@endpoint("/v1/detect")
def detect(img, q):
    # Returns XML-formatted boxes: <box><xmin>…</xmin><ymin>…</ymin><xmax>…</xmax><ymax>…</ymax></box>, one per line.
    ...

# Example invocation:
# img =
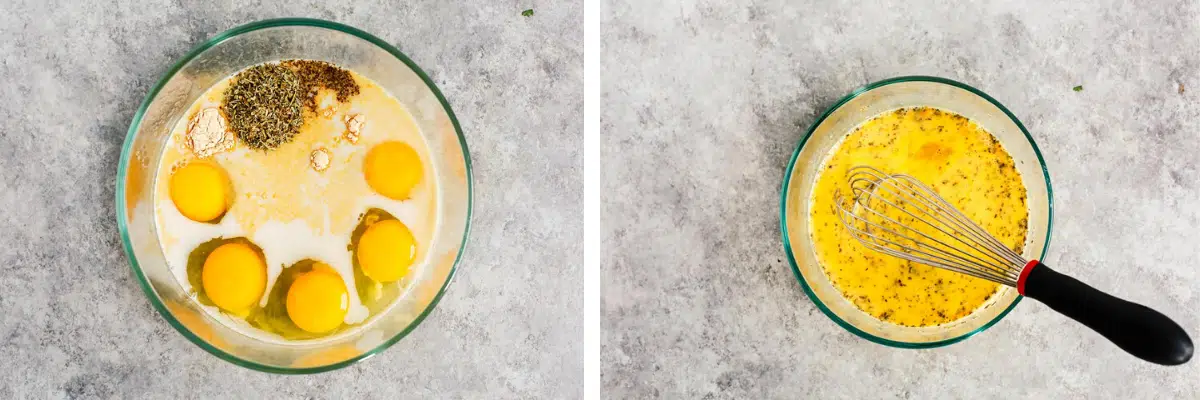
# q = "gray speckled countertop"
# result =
<box><xmin>603</xmin><ymin>0</ymin><xmax>1200</xmax><ymax>398</ymax></box>
<box><xmin>0</xmin><ymin>1</ymin><xmax>581</xmax><ymax>398</ymax></box>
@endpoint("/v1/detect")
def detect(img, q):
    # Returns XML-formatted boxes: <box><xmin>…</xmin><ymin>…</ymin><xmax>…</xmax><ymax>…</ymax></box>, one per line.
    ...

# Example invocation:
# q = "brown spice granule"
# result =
<box><xmin>281</xmin><ymin>60</ymin><xmax>361</xmax><ymax>111</ymax></box>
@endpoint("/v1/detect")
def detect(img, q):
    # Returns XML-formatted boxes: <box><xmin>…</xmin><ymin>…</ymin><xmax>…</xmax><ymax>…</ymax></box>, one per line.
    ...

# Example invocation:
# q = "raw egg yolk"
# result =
<box><xmin>170</xmin><ymin>162</ymin><xmax>231</xmax><ymax>222</ymax></box>
<box><xmin>356</xmin><ymin>219</ymin><xmax>417</xmax><ymax>283</ymax></box>
<box><xmin>202</xmin><ymin>242</ymin><xmax>266</xmax><ymax>315</ymax></box>
<box><xmin>286</xmin><ymin>266</ymin><xmax>349</xmax><ymax>334</ymax></box>
<box><xmin>363</xmin><ymin>141</ymin><xmax>422</xmax><ymax>200</ymax></box>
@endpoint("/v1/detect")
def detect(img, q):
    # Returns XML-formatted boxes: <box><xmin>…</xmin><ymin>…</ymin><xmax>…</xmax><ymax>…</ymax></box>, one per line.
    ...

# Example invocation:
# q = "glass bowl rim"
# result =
<box><xmin>777</xmin><ymin>75</ymin><xmax>1054</xmax><ymax>349</ymax></box>
<box><xmin>114</xmin><ymin>17</ymin><xmax>473</xmax><ymax>374</ymax></box>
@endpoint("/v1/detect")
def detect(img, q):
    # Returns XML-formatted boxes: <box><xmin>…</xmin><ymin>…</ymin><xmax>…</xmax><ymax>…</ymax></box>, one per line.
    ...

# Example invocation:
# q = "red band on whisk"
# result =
<box><xmin>1016</xmin><ymin>260</ymin><xmax>1039</xmax><ymax>295</ymax></box>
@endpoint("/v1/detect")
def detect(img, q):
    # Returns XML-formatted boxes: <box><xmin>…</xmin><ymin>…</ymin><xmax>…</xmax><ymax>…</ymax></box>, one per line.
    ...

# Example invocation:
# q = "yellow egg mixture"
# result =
<box><xmin>809</xmin><ymin>107</ymin><xmax>1028</xmax><ymax>327</ymax></box>
<box><xmin>153</xmin><ymin>62</ymin><xmax>438</xmax><ymax>342</ymax></box>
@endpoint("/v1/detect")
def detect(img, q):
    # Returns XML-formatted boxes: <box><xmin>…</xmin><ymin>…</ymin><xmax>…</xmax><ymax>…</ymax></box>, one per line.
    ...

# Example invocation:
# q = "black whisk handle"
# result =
<box><xmin>1019</xmin><ymin>261</ymin><xmax>1193</xmax><ymax>365</ymax></box>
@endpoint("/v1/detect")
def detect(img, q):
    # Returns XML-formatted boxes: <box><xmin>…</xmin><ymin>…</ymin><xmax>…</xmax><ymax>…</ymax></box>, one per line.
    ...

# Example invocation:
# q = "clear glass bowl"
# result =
<box><xmin>780</xmin><ymin>76</ymin><xmax>1052</xmax><ymax>347</ymax></box>
<box><xmin>116</xmin><ymin>18</ymin><xmax>472</xmax><ymax>373</ymax></box>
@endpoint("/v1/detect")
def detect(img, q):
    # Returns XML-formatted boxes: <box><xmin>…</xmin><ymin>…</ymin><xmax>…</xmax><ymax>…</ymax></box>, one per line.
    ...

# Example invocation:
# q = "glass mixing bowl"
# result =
<box><xmin>116</xmin><ymin>18</ymin><xmax>472</xmax><ymax>373</ymax></box>
<box><xmin>780</xmin><ymin>76</ymin><xmax>1052</xmax><ymax>348</ymax></box>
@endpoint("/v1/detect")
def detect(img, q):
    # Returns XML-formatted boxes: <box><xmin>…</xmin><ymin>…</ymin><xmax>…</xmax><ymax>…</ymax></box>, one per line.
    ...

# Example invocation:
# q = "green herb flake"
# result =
<box><xmin>522</xmin><ymin>9</ymin><xmax>534</xmax><ymax>17</ymax></box>
<box><xmin>1072</xmin><ymin>85</ymin><xmax>1083</xmax><ymax>92</ymax></box>
<box><xmin>222</xmin><ymin>64</ymin><xmax>305</xmax><ymax>150</ymax></box>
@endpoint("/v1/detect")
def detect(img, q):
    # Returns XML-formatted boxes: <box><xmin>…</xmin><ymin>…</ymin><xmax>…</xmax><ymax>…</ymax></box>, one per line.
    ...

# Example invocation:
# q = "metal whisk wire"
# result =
<box><xmin>830</xmin><ymin>168</ymin><xmax>1193</xmax><ymax>366</ymax></box>
<box><xmin>833</xmin><ymin>166</ymin><xmax>1025</xmax><ymax>286</ymax></box>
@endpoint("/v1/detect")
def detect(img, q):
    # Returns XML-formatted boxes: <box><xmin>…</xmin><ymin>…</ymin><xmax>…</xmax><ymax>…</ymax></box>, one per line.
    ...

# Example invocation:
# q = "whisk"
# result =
<box><xmin>834</xmin><ymin>165</ymin><xmax>1193</xmax><ymax>365</ymax></box>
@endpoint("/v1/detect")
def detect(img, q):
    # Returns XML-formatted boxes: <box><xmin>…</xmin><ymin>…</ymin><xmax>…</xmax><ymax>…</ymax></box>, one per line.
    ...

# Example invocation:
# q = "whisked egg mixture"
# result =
<box><xmin>153</xmin><ymin>61</ymin><xmax>438</xmax><ymax>342</ymax></box>
<box><xmin>809</xmin><ymin>107</ymin><xmax>1028</xmax><ymax>327</ymax></box>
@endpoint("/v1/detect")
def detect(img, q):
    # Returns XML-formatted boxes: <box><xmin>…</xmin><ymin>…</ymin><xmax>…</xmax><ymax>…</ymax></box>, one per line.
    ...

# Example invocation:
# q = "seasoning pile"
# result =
<box><xmin>222</xmin><ymin>60</ymin><xmax>362</xmax><ymax>151</ymax></box>
<box><xmin>282</xmin><ymin>60</ymin><xmax>361</xmax><ymax>111</ymax></box>
<box><xmin>186</xmin><ymin>107</ymin><xmax>234</xmax><ymax>157</ymax></box>
<box><xmin>222</xmin><ymin>63</ymin><xmax>305</xmax><ymax>151</ymax></box>
<box><xmin>182</xmin><ymin>60</ymin><xmax>363</xmax><ymax>159</ymax></box>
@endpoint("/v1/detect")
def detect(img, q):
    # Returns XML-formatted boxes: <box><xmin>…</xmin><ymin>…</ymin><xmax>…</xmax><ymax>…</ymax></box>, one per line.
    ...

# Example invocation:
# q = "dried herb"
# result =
<box><xmin>221</xmin><ymin>60</ymin><xmax>361</xmax><ymax>151</ymax></box>
<box><xmin>222</xmin><ymin>64</ymin><xmax>304</xmax><ymax>150</ymax></box>
<box><xmin>522</xmin><ymin>9</ymin><xmax>534</xmax><ymax>17</ymax></box>
<box><xmin>281</xmin><ymin>60</ymin><xmax>361</xmax><ymax>110</ymax></box>
<box><xmin>1073</xmin><ymin>85</ymin><xmax>1083</xmax><ymax>92</ymax></box>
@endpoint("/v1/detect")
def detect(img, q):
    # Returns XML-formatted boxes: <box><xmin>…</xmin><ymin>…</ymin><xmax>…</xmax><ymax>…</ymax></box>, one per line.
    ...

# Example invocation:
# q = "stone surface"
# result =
<box><xmin>603</xmin><ymin>0</ymin><xmax>1200</xmax><ymax>398</ymax></box>
<box><xmin>0</xmin><ymin>1</ymin><xmax>581</xmax><ymax>398</ymax></box>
